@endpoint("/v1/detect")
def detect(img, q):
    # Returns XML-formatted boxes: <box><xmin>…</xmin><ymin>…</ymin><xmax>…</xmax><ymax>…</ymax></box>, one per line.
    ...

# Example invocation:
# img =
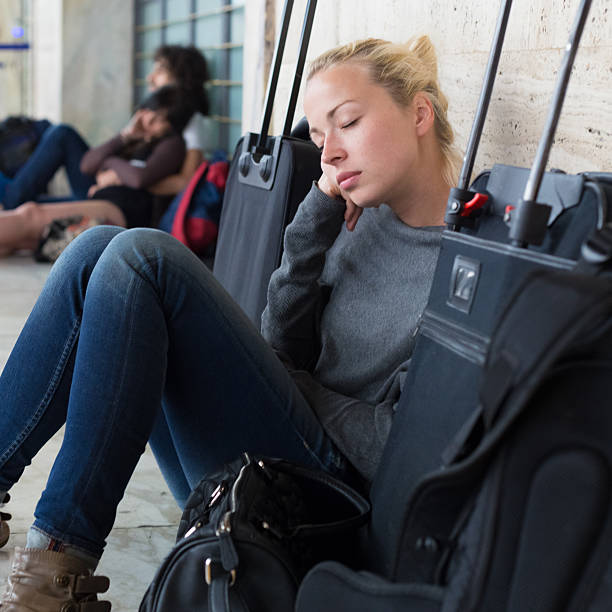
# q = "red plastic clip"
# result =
<box><xmin>504</xmin><ymin>205</ymin><xmax>515</xmax><ymax>223</ymax></box>
<box><xmin>460</xmin><ymin>193</ymin><xmax>489</xmax><ymax>217</ymax></box>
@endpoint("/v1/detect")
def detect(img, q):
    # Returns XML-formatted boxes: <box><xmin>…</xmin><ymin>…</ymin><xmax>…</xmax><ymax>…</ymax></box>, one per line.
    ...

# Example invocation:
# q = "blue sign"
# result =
<box><xmin>0</xmin><ymin>43</ymin><xmax>30</xmax><ymax>50</ymax></box>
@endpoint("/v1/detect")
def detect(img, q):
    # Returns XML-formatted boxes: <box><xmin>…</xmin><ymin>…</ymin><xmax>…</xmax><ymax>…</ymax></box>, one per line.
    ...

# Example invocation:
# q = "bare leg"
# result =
<box><xmin>0</xmin><ymin>200</ymin><xmax>127</xmax><ymax>256</ymax></box>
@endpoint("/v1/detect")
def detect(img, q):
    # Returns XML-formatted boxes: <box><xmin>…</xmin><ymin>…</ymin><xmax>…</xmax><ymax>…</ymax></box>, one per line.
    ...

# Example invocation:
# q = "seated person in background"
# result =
<box><xmin>0</xmin><ymin>85</ymin><xmax>192</xmax><ymax>257</ymax></box>
<box><xmin>0</xmin><ymin>35</ymin><xmax>460</xmax><ymax>609</ymax></box>
<box><xmin>146</xmin><ymin>44</ymin><xmax>211</xmax><ymax>196</ymax></box>
<box><xmin>0</xmin><ymin>44</ymin><xmax>210</xmax><ymax>209</ymax></box>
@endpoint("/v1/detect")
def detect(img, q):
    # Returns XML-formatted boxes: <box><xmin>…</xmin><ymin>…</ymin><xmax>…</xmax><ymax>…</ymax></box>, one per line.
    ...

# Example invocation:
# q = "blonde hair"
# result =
<box><xmin>307</xmin><ymin>36</ymin><xmax>460</xmax><ymax>187</ymax></box>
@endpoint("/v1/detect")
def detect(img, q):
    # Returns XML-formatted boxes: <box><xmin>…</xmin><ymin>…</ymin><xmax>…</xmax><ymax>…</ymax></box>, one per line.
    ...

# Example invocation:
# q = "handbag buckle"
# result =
<box><xmin>205</xmin><ymin>558</ymin><xmax>236</xmax><ymax>587</ymax></box>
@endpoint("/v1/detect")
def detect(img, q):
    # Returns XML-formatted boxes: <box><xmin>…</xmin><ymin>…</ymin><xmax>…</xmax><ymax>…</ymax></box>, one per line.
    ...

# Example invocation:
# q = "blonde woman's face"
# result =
<box><xmin>304</xmin><ymin>63</ymin><xmax>421</xmax><ymax>210</ymax></box>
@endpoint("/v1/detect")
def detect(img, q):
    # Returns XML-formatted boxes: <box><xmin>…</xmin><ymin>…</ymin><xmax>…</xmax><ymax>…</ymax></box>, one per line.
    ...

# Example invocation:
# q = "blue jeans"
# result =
<box><xmin>0</xmin><ymin>226</ymin><xmax>353</xmax><ymax>558</ymax></box>
<box><xmin>3</xmin><ymin>123</ymin><xmax>94</xmax><ymax>209</ymax></box>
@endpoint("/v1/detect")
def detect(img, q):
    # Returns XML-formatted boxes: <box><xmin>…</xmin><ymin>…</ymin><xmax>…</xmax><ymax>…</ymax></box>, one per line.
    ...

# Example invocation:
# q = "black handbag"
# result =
<box><xmin>0</xmin><ymin>116</ymin><xmax>42</xmax><ymax>178</ymax></box>
<box><xmin>139</xmin><ymin>453</ymin><xmax>370</xmax><ymax>612</ymax></box>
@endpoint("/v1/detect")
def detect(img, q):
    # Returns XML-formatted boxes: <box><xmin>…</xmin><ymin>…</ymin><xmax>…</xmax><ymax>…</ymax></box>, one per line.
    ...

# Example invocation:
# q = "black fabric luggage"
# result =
<box><xmin>212</xmin><ymin>0</ymin><xmax>321</xmax><ymax>326</ymax></box>
<box><xmin>366</xmin><ymin>0</ymin><xmax>612</xmax><ymax>583</ymax></box>
<box><xmin>297</xmin><ymin>249</ymin><xmax>612</xmax><ymax>611</ymax></box>
<box><xmin>296</xmin><ymin>0</ymin><xmax>612</xmax><ymax>609</ymax></box>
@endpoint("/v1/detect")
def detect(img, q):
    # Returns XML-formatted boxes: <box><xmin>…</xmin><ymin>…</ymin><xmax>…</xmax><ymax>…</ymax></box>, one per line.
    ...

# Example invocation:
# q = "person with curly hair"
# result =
<box><xmin>0</xmin><ymin>45</ymin><xmax>211</xmax><ymax>210</ymax></box>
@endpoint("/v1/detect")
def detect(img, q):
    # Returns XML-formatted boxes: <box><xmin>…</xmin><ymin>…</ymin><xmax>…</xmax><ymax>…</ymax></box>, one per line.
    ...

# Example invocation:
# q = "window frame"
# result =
<box><xmin>133</xmin><ymin>0</ymin><xmax>244</xmax><ymax>155</ymax></box>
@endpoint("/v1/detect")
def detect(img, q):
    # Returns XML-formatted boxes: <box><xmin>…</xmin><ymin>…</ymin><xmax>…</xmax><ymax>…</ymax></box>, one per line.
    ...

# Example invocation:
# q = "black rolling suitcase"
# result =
<box><xmin>296</xmin><ymin>0</ymin><xmax>612</xmax><ymax>609</ymax></box>
<box><xmin>212</xmin><ymin>0</ymin><xmax>321</xmax><ymax>326</ymax></box>
<box><xmin>297</xmin><ymin>253</ymin><xmax>612</xmax><ymax>611</ymax></box>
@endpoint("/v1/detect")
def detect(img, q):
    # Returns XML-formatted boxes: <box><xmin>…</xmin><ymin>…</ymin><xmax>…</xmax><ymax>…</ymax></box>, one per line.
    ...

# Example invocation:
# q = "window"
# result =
<box><xmin>0</xmin><ymin>0</ymin><xmax>32</xmax><ymax>116</ymax></box>
<box><xmin>134</xmin><ymin>0</ymin><xmax>244</xmax><ymax>156</ymax></box>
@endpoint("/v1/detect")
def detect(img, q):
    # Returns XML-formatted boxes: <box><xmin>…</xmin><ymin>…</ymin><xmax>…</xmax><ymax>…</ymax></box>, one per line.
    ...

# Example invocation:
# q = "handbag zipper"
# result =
<box><xmin>183</xmin><ymin>482</ymin><xmax>228</xmax><ymax>539</ymax></box>
<box><xmin>218</xmin><ymin>457</ymin><xmax>251</xmax><ymax>535</ymax></box>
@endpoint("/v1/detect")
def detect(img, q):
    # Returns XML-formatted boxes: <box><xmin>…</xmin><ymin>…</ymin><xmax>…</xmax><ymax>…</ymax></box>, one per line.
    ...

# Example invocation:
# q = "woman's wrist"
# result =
<box><xmin>119</xmin><ymin>128</ymin><xmax>133</xmax><ymax>143</ymax></box>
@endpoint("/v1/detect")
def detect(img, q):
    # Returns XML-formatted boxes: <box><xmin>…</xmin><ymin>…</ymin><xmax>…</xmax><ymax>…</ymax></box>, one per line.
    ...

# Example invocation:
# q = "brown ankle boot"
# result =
<box><xmin>0</xmin><ymin>547</ymin><xmax>111</xmax><ymax>611</ymax></box>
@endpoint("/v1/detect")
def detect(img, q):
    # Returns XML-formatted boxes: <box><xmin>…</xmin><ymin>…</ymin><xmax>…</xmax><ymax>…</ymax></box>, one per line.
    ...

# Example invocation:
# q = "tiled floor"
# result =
<box><xmin>0</xmin><ymin>253</ymin><xmax>181</xmax><ymax>611</ymax></box>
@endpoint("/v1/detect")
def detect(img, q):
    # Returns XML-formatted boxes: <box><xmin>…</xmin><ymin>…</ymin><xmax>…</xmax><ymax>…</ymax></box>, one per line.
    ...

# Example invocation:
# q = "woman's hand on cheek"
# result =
<box><xmin>121</xmin><ymin>110</ymin><xmax>145</xmax><ymax>142</ymax></box>
<box><xmin>317</xmin><ymin>171</ymin><xmax>342</xmax><ymax>200</ymax></box>
<box><xmin>344</xmin><ymin>198</ymin><xmax>363</xmax><ymax>232</ymax></box>
<box><xmin>317</xmin><ymin>172</ymin><xmax>362</xmax><ymax>232</ymax></box>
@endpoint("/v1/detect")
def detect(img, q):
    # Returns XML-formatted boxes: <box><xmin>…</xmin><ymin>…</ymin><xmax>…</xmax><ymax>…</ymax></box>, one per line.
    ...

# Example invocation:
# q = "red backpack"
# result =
<box><xmin>159</xmin><ymin>157</ymin><xmax>229</xmax><ymax>255</ymax></box>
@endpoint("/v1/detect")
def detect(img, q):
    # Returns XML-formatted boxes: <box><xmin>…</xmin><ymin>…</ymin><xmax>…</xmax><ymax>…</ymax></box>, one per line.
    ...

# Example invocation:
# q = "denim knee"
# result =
<box><xmin>45</xmin><ymin>123</ymin><xmax>80</xmax><ymax>145</ymax></box>
<box><xmin>58</xmin><ymin>225</ymin><xmax>125</xmax><ymax>265</ymax></box>
<box><xmin>45</xmin><ymin>225</ymin><xmax>127</xmax><ymax>287</ymax></box>
<box><xmin>33</xmin><ymin>119</ymin><xmax>52</xmax><ymax>139</ymax></box>
<box><xmin>101</xmin><ymin>228</ymin><xmax>199</xmax><ymax>272</ymax></box>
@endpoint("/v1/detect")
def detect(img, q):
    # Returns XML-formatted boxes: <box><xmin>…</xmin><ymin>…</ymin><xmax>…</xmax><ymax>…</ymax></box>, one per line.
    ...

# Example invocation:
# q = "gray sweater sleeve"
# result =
<box><xmin>261</xmin><ymin>184</ymin><xmax>393</xmax><ymax>482</ymax></box>
<box><xmin>263</xmin><ymin>185</ymin><xmax>441</xmax><ymax>482</ymax></box>
<box><xmin>261</xmin><ymin>183</ymin><xmax>345</xmax><ymax>370</ymax></box>
<box><xmin>290</xmin><ymin>370</ymin><xmax>394</xmax><ymax>483</ymax></box>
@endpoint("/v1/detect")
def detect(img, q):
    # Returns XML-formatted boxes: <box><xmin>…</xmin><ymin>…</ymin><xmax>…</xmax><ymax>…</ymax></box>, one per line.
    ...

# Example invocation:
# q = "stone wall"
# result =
<box><xmin>31</xmin><ymin>0</ymin><xmax>63</xmax><ymax>123</ymax></box>
<box><xmin>243</xmin><ymin>0</ymin><xmax>612</xmax><ymax>175</ymax></box>
<box><xmin>31</xmin><ymin>0</ymin><xmax>133</xmax><ymax>144</ymax></box>
<box><xmin>60</xmin><ymin>0</ymin><xmax>134</xmax><ymax>144</ymax></box>
<box><xmin>0</xmin><ymin>0</ymin><xmax>30</xmax><ymax>117</ymax></box>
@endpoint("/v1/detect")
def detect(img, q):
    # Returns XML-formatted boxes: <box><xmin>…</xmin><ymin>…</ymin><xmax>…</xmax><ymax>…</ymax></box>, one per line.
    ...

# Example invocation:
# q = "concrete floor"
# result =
<box><xmin>0</xmin><ymin>253</ymin><xmax>181</xmax><ymax>611</ymax></box>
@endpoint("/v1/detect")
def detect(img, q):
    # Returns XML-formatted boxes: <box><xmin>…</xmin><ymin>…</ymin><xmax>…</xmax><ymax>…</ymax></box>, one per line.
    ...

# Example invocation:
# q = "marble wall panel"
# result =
<box><xmin>243</xmin><ymin>0</ymin><xmax>612</xmax><ymax>173</ymax></box>
<box><xmin>0</xmin><ymin>1</ymin><xmax>30</xmax><ymax>116</ymax></box>
<box><xmin>30</xmin><ymin>0</ymin><xmax>133</xmax><ymax>143</ymax></box>
<box><xmin>61</xmin><ymin>0</ymin><xmax>134</xmax><ymax>144</ymax></box>
<box><xmin>32</xmin><ymin>0</ymin><xmax>63</xmax><ymax>122</ymax></box>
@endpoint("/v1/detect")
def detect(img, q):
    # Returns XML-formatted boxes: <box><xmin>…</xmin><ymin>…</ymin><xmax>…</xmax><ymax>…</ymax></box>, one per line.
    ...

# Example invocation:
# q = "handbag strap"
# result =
<box><xmin>171</xmin><ymin>160</ymin><xmax>210</xmax><ymax>246</ymax></box>
<box><xmin>207</xmin><ymin>560</ymin><xmax>249</xmax><ymax>612</ymax></box>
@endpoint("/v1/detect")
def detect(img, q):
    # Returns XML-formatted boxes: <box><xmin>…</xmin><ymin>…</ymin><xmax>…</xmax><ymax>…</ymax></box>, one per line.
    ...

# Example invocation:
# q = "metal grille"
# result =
<box><xmin>134</xmin><ymin>0</ymin><xmax>244</xmax><ymax>155</ymax></box>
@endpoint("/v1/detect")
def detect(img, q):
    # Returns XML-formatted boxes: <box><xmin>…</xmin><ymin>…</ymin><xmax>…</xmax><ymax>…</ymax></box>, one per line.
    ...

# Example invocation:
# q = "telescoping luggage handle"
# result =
<box><xmin>445</xmin><ymin>0</ymin><xmax>593</xmax><ymax>248</ymax></box>
<box><xmin>444</xmin><ymin>0</ymin><xmax>513</xmax><ymax>230</ymax></box>
<box><xmin>509</xmin><ymin>0</ymin><xmax>592</xmax><ymax>247</ymax></box>
<box><xmin>237</xmin><ymin>0</ymin><xmax>318</xmax><ymax>191</ymax></box>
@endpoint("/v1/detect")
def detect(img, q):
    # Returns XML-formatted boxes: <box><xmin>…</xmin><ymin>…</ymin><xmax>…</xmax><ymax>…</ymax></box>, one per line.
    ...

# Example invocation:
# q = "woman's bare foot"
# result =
<box><xmin>0</xmin><ymin>201</ymin><xmax>42</xmax><ymax>255</ymax></box>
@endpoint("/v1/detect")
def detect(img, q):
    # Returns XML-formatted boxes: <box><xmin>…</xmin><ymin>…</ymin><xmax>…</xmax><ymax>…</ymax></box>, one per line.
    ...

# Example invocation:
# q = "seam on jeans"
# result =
<box><xmin>61</xmin><ymin>271</ymin><xmax>139</xmax><ymax>550</ymax></box>
<box><xmin>0</xmin><ymin>316</ymin><xmax>81</xmax><ymax>467</ymax></box>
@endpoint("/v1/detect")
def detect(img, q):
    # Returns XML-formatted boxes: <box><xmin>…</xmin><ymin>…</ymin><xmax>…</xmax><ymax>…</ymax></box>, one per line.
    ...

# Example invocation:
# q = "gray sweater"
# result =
<box><xmin>261</xmin><ymin>184</ymin><xmax>442</xmax><ymax>481</ymax></box>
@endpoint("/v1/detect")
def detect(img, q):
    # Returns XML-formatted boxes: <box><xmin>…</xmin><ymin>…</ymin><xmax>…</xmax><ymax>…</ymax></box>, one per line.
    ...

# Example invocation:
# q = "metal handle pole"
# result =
<box><xmin>522</xmin><ymin>0</ymin><xmax>592</xmax><ymax>202</ymax></box>
<box><xmin>257</xmin><ymin>0</ymin><xmax>295</xmax><ymax>149</ymax></box>
<box><xmin>282</xmin><ymin>0</ymin><xmax>318</xmax><ymax>136</ymax></box>
<box><xmin>457</xmin><ymin>0</ymin><xmax>513</xmax><ymax>190</ymax></box>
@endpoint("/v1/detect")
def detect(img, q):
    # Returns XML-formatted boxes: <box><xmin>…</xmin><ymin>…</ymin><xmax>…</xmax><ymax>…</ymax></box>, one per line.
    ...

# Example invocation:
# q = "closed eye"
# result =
<box><xmin>341</xmin><ymin>118</ymin><xmax>359</xmax><ymax>129</ymax></box>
